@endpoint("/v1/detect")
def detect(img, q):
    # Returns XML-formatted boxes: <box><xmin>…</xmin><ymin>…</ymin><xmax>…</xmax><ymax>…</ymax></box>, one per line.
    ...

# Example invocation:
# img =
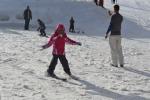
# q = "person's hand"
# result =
<box><xmin>42</xmin><ymin>45</ymin><xmax>47</xmax><ymax>49</ymax></box>
<box><xmin>39</xmin><ymin>48</ymin><xmax>44</xmax><ymax>51</ymax></box>
<box><xmin>77</xmin><ymin>42</ymin><xmax>82</xmax><ymax>46</ymax></box>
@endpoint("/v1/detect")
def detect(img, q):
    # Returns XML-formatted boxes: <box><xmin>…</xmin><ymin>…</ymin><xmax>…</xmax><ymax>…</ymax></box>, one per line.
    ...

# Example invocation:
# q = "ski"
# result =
<box><xmin>45</xmin><ymin>72</ymin><xmax>67</xmax><ymax>81</ymax></box>
<box><xmin>69</xmin><ymin>75</ymin><xmax>79</xmax><ymax>80</ymax></box>
<box><xmin>51</xmin><ymin>75</ymin><xmax>67</xmax><ymax>81</ymax></box>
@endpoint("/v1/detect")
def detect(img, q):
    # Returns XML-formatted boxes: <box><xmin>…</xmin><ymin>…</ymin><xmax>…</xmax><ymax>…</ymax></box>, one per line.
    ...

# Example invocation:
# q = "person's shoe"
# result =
<box><xmin>111</xmin><ymin>64</ymin><xmax>118</xmax><ymax>67</ymax></box>
<box><xmin>47</xmin><ymin>73</ymin><xmax>56</xmax><ymax>77</ymax></box>
<box><xmin>69</xmin><ymin>74</ymin><xmax>79</xmax><ymax>80</ymax></box>
<box><xmin>47</xmin><ymin>70</ymin><xmax>56</xmax><ymax>77</ymax></box>
<box><xmin>120</xmin><ymin>65</ymin><xmax>124</xmax><ymax>67</ymax></box>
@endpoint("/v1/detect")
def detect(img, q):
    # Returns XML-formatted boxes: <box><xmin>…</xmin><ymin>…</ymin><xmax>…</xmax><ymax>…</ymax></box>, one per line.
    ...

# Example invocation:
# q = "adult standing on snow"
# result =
<box><xmin>69</xmin><ymin>17</ymin><xmax>75</xmax><ymax>33</ymax></box>
<box><xmin>112</xmin><ymin>0</ymin><xmax>116</xmax><ymax>4</ymax></box>
<box><xmin>94</xmin><ymin>0</ymin><xmax>98</xmax><ymax>6</ymax></box>
<box><xmin>24</xmin><ymin>6</ymin><xmax>32</xmax><ymax>30</ymax></box>
<box><xmin>105</xmin><ymin>5</ymin><xmax>124</xmax><ymax>67</ymax></box>
<box><xmin>99</xmin><ymin>0</ymin><xmax>104</xmax><ymax>8</ymax></box>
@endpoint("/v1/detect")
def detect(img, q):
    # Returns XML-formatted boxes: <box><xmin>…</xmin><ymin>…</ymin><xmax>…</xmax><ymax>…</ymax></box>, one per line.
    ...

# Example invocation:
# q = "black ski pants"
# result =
<box><xmin>47</xmin><ymin>55</ymin><xmax>71</xmax><ymax>75</ymax></box>
<box><xmin>69</xmin><ymin>24</ymin><xmax>75</xmax><ymax>32</ymax></box>
<box><xmin>40</xmin><ymin>28</ymin><xmax>46</xmax><ymax>36</ymax></box>
<box><xmin>24</xmin><ymin>19</ymin><xmax>30</xmax><ymax>30</ymax></box>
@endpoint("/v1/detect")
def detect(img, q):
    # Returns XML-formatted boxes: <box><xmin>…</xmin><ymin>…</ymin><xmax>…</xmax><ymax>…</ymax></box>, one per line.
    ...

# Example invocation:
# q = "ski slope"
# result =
<box><xmin>0</xmin><ymin>0</ymin><xmax>150</xmax><ymax>100</ymax></box>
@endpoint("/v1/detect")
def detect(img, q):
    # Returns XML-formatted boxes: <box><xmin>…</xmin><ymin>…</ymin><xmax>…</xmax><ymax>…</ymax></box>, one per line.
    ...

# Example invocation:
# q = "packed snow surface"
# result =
<box><xmin>0</xmin><ymin>0</ymin><xmax>150</xmax><ymax>100</ymax></box>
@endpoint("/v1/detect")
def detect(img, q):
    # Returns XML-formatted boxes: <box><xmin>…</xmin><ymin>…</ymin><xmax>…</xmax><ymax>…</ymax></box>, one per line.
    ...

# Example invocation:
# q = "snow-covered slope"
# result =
<box><xmin>0</xmin><ymin>0</ymin><xmax>150</xmax><ymax>100</ymax></box>
<box><xmin>105</xmin><ymin>0</ymin><xmax>150</xmax><ymax>38</ymax></box>
<box><xmin>0</xmin><ymin>0</ymin><xmax>108</xmax><ymax>35</ymax></box>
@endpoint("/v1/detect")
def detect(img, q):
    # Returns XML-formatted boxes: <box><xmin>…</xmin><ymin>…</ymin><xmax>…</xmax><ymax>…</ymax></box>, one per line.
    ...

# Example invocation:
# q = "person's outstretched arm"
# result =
<box><xmin>105</xmin><ymin>24</ymin><xmax>112</xmax><ymax>39</ymax></box>
<box><xmin>65</xmin><ymin>35</ymin><xmax>81</xmax><ymax>46</ymax></box>
<box><xmin>105</xmin><ymin>16</ymin><xmax>113</xmax><ymax>39</ymax></box>
<box><xmin>42</xmin><ymin>34</ymin><xmax>55</xmax><ymax>49</ymax></box>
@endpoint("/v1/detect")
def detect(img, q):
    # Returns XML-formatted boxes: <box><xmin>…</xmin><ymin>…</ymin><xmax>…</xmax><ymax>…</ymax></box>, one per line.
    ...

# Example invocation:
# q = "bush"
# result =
<box><xmin>16</xmin><ymin>13</ymin><xmax>24</xmax><ymax>20</ymax></box>
<box><xmin>0</xmin><ymin>15</ymin><xmax>10</xmax><ymax>21</ymax></box>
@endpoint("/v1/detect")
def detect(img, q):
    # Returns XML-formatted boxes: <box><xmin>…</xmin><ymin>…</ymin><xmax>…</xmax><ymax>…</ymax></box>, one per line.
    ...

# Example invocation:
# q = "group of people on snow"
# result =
<box><xmin>42</xmin><ymin>4</ymin><xmax>124</xmax><ymax>77</ymax></box>
<box><xmin>23</xmin><ymin>6</ymin><xmax>76</xmax><ymax>37</ymax></box>
<box><xmin>23</xmin><ymin>6</ymin><xmax>46</xmax><ymax>36</ymax></box>
<box><xmin>23</xmin><ymin>4</ymin><xmax>124</xmax><ymax>77</ymax></box>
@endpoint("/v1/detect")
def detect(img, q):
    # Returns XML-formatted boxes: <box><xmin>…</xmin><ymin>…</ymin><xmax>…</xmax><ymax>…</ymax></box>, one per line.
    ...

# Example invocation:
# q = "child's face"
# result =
<box><xmin>57</xmin><ymin>29</ymin><xmax>65</xmax><ymax>35</ymax></box>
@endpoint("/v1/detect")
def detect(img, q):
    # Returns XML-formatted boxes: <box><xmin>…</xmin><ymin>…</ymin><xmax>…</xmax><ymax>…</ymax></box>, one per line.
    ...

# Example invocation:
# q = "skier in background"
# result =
<box><xmin>94</xmin><ymin>0</ymin><xmax>98</xmax><ymax>6</ymax></box>
<box><xmin>42</xmin><ymin>24</ymin><xmax>81</xmax><ymax>77</ymax></box>
<box><xmin>37</xmin><ymin>19</ymin><xmax>46</xmax><ymax>37</ymax></box>
<box><xmin>69</xmin><ymin>17</ymin><xmax>75</xmax><ymax>33</ymax></box>
<box><xmin>112</xmin><ymin>0</ymin><xmax>116</xmax><ymax>4</ymax></box>
<box><xmin>24</xmin><ymin>6</ymin><xmax>32</xmax><ymax>30</ymax></box>
<box><xmin>99</xmin><ymin>0</ymin><xmax>104</xmax><ymax>8</ymax></box>
<box><xmin>105</xmin><ymin>5</ymin><xmax>124</xmax><ymax>67</ymax></box>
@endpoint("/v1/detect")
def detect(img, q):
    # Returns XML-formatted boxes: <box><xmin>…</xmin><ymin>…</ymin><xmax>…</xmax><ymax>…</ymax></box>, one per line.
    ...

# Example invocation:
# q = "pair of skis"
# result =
<box><xmin>46</xmin><ymin>73</ymin><xmax>79</xmax><ymax>81</ymax></box>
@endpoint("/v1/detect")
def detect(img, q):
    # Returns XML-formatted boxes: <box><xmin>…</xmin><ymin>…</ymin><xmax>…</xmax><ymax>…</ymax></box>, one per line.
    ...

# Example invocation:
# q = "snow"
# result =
<box><xmin>0</xmin><ymin>0</ymin><xmax>150</xmax><ymax>100</ymax></box>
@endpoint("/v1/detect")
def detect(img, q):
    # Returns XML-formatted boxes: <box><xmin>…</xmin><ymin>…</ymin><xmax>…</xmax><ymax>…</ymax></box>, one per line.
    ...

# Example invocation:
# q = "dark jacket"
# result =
<box><xmin>106</xmin><ymin>12</ymin><xmax>123</xmax><ymax>35</ymax></box>
<box><xmin>24</xmin><ymin>9</ymin><xmax>32</xmax><ymax>20</ymax></box>
<box><xmin>38</xmin><ymin>20</ymin><xmax>46</xmax><ymax>30</ymax></box>
<box><xmin>70</xmin><ymin>18</ymin><xmax>74</xmax><ymax>26</ymax></box>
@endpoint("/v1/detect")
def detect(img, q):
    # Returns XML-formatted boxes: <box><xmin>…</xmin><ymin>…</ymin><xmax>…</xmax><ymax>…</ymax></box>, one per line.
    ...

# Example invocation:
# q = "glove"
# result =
<box><xmin>42</xmin><ymin>45</ymin><xmax>47</xmax><ymax>49</ymax></box>
<box><xmin>77</xmin><ymin>42</ymin><xmax>82</xmax><ymax>46</ymax></box>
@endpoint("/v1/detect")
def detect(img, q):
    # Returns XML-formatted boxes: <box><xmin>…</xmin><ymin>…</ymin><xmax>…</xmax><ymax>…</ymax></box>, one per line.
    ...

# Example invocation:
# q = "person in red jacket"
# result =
<box><xmin>42</xmin><ymin>24</ymin><xmax>81</xmax><ymax>77</ymax></box>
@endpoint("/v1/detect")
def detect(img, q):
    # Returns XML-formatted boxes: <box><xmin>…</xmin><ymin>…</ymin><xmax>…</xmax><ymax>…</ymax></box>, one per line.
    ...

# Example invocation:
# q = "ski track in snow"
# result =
<box><xmin>0</xmin><ymin>28</ymin><xmax>150</xmax><ymax>100</ymax></box>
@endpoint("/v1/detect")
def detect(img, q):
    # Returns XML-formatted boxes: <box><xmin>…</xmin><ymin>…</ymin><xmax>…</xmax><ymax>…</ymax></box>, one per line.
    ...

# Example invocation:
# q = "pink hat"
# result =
<box><xmin>56</xmin><ymin>24</ymin><xmax>65</xmax><ymax>31</ymax></box>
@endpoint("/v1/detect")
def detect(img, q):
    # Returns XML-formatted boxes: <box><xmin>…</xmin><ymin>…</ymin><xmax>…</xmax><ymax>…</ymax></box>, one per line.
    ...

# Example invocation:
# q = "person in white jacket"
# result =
<box><xmin>105</xmin><ymin>4</ymin><xmax>124</xmax><ymax>67</ymax></box>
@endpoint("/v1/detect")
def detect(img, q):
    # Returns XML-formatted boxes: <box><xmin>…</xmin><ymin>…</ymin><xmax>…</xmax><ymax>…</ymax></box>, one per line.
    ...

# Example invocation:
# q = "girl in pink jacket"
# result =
<box><xmin>42</xmin><ymin>24</ymin><xmax>81</xmax><ymax>77</ymax></box>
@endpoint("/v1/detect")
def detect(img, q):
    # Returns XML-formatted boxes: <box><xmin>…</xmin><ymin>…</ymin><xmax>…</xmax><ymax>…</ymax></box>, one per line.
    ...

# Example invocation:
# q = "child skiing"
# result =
<box><xmin>42</xmin><ymin>24</ymin><xmax>81</xmax><ymax>78</ymax></box>
<box><xmin>37</xmin><ymin>19</ymin><xmax>46</xmax><ymax>37</ymax></box>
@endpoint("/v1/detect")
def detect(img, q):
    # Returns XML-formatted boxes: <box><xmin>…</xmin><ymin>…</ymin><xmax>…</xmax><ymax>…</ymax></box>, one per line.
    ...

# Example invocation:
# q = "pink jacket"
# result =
<box><xmin>45</xmin><ymin>24</ymin><xmax>79</xmax><ymax>55</ymax></box>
